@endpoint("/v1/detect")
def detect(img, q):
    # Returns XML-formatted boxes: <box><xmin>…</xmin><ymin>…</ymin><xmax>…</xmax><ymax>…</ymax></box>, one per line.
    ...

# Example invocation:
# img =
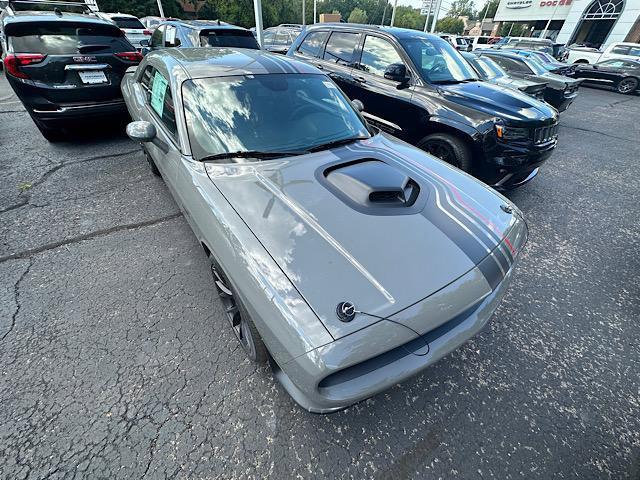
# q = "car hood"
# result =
<box><xmin>206</xmin><ymin>134</ymin><xmax>524</xmax><ymax>340</ymax></box>
<box><xmin>492</xmin><ymin>76</ymin><xmax>546</xmax><ymax>91</ymax></box>
<box><xmin>436</xmin><ymin>80</ymin><xmax>557</xmax><ymax>125</ymax></box>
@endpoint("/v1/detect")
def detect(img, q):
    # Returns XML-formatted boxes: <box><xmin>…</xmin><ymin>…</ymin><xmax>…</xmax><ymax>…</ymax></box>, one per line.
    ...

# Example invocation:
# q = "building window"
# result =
<box><xmin>568</xmin><ymin>0</ymin><xmax>625</xmax><ymax>48</ymax></box>
<box><xmin>582</xmin><ymin>0</ymin><xmax>624</xmax><ymax>20</ymax></box>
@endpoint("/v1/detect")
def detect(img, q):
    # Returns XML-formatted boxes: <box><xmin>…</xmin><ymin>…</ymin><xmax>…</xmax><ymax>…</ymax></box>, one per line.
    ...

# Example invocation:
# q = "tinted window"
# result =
<box><xmin>182</xmin><ymin>74</ymin><xmax>369</xmax><ymax>160</ymax></box>
<box><xmin>628</xmin><ymin>47</ymin><xmax>640</xmax><ymax>57</ymax></box>
<box><xmin>477</xmin><ymin>37</ymin><xmax>488</xmax><ymax>44</ymax></box>
<box><xmin>112</xmin><ymin>17</ymin><xmax>144</xmax><ymax>29</ymax></box>
<box><xmin>9</xmin><ymin>22</ymin><xmax>132</xmax><ymax>54</ymax></box>
<box><xmin>200</xmin><ymin>29</ymin><xmax>259</xmax><ymax>49</ymax></box>
<box><xmin>359</xmin><ymin>35</ymin><xmax>404</xmax><ymax>77</ymax></box>
<box><xmin>401</xmin><ymin>36</ymin><xmax>478</xmax><ymax>83</ymax></box>
<box><xmin>610</xmin><ymin>46</ymin><xmax>630</xmax><ymax>55</ymax></box>
<box><xmin>323</xmin><ymin>32</ymin><xmax>359</xmax><ymax>65</ymax></box>
<box><xmin>150</xmin><ymin>25</ymin><xmax>164</xmax><ymax>47</ymax></box>
<box><xmin>298</xmin><ymin>31</ymin><xmax>329</xmax><ymax>57</ymax></box>
<box><xmin>487</xmin><ymin>55</ymin><xmax>531</xmax><ymax>74</ymax></box>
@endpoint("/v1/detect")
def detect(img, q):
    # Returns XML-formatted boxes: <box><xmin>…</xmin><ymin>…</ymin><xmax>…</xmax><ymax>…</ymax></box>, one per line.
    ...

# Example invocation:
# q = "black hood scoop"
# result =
<box><xmin>319</xmin><ymin>160</ymin><xmax>427</xmax><ymax>216</ymax></box>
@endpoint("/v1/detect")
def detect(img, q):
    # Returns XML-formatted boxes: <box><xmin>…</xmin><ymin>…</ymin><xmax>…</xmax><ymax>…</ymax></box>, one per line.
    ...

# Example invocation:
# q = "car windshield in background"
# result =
<box><xmin>470</xmin><ymin>55</ymin><xmax>506</xmax><ymax>79</ymax></box>
<box><xmin>525</xmin><ymin>58</ymin><xmax>548</xmax><ymax>75</ymax></box>
<box><xmin>401</xmin><ymin>37</ymin><xmax>478</xmax><ymax>84</ymax></box>
<box><xmin>200</xmin><ymin>30</ymin><xmax>260</xmax><ymax>49</ymax></box>
<box><xmin>112</xmin><ymin>17</ymin><xmax>145</xmax><ymax>30</ymax></box>
<box><xmin>182</xmin><ymin>74</ymin><xmax>370</xmax><ymax>161</ymax></box>
<box><xmin>8</xmin><ymin>23</ymin><xmax>132</xmax><ymax>54</ymax></box>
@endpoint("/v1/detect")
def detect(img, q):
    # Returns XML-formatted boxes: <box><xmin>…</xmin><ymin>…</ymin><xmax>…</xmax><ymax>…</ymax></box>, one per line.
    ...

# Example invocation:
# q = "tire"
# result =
<box><xmin>143</xmin><ymin>148</ymin><xmax>161</xmax><ymax>176</ymax></box>
<box><xmin>616</xmin><ymin>77</ymin><xmax>638</xmax><ymax>95</ymax></box>
<box><xmin>34</xmin><ymin>120</ymin><xmax>65</xmax><ymax>142</ymax></box>
<box><xmin>418</xmin><ymin>133</ymin><xmax>473</xmax><ymax>172</ymax></box>
<box><xmin>208</xmin><ymin>254</ymin><xmax>268</xmax><ymax>363</ymax></box>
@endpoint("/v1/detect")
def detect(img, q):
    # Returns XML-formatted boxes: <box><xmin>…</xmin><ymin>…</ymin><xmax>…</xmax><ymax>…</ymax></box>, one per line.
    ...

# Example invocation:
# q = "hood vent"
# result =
<box><xmin>321</xmin><ymin>160</ymin><xmax>423</xmax><ymax>215</ymax></box>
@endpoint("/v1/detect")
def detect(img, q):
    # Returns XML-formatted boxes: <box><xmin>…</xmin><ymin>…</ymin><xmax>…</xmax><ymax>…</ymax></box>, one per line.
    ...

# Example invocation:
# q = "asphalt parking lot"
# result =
<box><xmin>1</xmin><ymin>70</ymin><xmax>639</xmax><ymax>479</ymax></box>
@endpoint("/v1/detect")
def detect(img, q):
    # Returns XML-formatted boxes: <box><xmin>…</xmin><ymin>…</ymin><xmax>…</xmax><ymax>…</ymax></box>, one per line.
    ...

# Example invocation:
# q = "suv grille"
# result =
<box><xmin>534</xmin><ymin>123</ymin><xmax>558</xmax><ymax>144</ymax></box>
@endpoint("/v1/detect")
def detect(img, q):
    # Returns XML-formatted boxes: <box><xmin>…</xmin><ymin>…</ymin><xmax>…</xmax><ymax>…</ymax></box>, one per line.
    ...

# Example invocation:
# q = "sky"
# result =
<box><xmin>399</xmin><ymin>0</ymin><xmax>492</xmax><ymax>19</ymax></box>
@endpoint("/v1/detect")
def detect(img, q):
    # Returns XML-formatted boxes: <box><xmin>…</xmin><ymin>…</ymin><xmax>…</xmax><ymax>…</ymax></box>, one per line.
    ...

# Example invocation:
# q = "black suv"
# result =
<box><xmin>288</xmin><ymin>24</ymin><xmax>559</xmax><ymax>189</ymax></box>
<box><xmin>146</xmin><ymin>20</ymin><xmax>259</xmax><ymax>52</ymax></box>
<box><xmin>1</xmin><ymin>1</ymin><xmax>142</xmax><ymax>141</ymax></box>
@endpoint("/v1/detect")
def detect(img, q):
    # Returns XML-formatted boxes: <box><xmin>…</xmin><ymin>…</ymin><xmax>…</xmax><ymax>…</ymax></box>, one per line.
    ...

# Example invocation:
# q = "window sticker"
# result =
<box><xmin>150</xmin><ymin>72</ymin><xmax>168</xmax><ymax>116</ymax></box>
<box><xmin>323</xmin><ymin>80</ymin><xmax>338</xmax><ymax>89</ymax></box>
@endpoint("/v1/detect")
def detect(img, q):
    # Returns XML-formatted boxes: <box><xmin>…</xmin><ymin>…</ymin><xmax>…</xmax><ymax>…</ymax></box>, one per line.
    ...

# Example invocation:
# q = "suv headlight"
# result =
<box><xmin>495</xmin><ymin>125</ymin><xmax>530</xmax><ymax>141</ymax></box>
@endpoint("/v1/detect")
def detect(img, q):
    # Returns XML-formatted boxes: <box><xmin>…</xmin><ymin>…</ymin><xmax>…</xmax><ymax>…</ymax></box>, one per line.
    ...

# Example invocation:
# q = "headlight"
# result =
<box><xmin>495</xmin><ymin>125</ymin><xmax>530</xmax><ymax>141</ymax></box>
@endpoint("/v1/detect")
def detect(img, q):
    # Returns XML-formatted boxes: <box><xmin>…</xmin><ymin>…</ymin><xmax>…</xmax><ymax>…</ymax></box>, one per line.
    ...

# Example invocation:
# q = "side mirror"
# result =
<box><xmin>126</xmin><ymin>121</ymin><xmax>169</xmax><ymax>153</ymax></box>
<box><xmin>384</xmin><ymin>63</ymin><xmax>409</xmax><ymax>85</ymax></box>
<box><xmin>141</xmin><ymin>47</ymin><xmax>150</xmax><ymax>56</ymax></box>
<box><xmin>140</xmin><ymin>39</ymin><xmax>149</xmax><ymax>47</ymax></box>
<box><xmin>351</xmin><ymin>99</ymin><xmax>364</xmax><ymax>112</ymax></box>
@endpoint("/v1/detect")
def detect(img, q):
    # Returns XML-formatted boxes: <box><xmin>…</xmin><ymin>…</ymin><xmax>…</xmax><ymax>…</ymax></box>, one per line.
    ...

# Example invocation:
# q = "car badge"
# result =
<box><xmin>336</xmin><ymin>302</ymin><xmax>356</xmax><ymax>322</ymax></box>
<box><xmin>73</xmin><ymin>56</ymin><xmax>97</xmax><ymax>63</ymax></box>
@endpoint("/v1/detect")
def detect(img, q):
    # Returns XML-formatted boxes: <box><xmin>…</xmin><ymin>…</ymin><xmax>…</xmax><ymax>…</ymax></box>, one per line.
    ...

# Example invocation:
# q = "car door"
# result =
<box><xmin>350</xmin><ymin>34</ymin><xmax>415</xmax><ymax>139</ymax></box>
<box><xmin>588</xmin><ymin>59</ymin><xmax>626</xmax><ymax>83</ymax></box>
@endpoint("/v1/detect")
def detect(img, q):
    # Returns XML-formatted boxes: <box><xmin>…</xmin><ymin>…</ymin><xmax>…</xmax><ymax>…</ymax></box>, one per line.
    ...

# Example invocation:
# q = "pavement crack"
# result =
<box><xmin>1</xmin><ymin>258</ymin><xmax>34</xmax><ymax>341</ymax></box>
<box><xmin>0</xmin><ymin>212</ymin><xmax>182</xmax><ymax>263</ymax></box>
<box><xmin>560</xmin><ymin>124</ymin><xmax>637</xmax><ymax>143</ymax></box>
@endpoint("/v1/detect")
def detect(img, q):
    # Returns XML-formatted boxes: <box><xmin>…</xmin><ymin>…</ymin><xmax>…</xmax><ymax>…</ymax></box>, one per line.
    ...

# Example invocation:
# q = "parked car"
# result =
<box><xmin>461</xmin><ymin>51</ymin><xmax>547</xmax><ymax>101</ymax></box>
<box><xmin>140</xmin><ymin>15</ymin><xmax>176</xmax><ymax>33</ymax></box>
<box><xmin>440</xmin><ymin>34</ymin><xmax>471</xmax><ymax>51</ymax></box>
<box><xmin>467</xmin><ymin>35</ymin><xmax>491</xmax><ymax>51</ymax></box>
<box><xmin>552</xmin><ymin>43</ymin><xmax>569</xmax><ymax>62</ymax></box>
<box><xmin>146</xmin><ymin>19</ymin><xmax>259</xmax><ymax>52</ymax></box>
<box><xmin>288</xmin><ymin>24</ymin><xmax>559</xmax><ymax>189</ymax></box>
<box><xmin>566</xmin><ymin>58</ymin><xmax>640</xmax><ymax>94</ymax></box>
<box><xmin>493</xmin><ymin>36</ymin><xmax>555</xmax><ymax>56</ymax></box>
<box><xmin>567</xmin><ymin>42</ymin><xmax>640</xmax><ymax>64</ymax></box>
<box><xmin>1</xmin><ymin>7</ymin><xmax>142</xmax><ymax>140</ymax></box>
<box><xmin>95</xmin><ymin>12</ymin><xmax>151</xmax><ymax>50</ymax></box>
<box><xmin>261</xmin><ymin>24</ymin><xmax>301</xmax><ymax>54</ymax></box>
<box><xmin>122</xmin><ymin>47</ymin><xmax>528</xmax><ymax>413</ymax></box>
<box><xmin>503</xmin><ymin>48</ymin><xmax>572</xmax><ymax>75</ymax></box>
<box><xmin>476</xmin><ymin>50</ymin><xmax>582</xmax><ymax>112</ymax></box>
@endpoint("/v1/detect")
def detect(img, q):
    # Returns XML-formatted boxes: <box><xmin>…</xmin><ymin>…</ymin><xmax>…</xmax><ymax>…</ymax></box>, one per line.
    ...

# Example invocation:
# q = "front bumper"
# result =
<box><xmin>273</xmin><ymin>218</ymin><xmax>527</xmax><ymax>413</ymax></box>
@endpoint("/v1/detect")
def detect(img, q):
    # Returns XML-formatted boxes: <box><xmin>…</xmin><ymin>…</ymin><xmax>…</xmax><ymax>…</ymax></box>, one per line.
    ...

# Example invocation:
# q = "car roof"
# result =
<box><xmin>2</xmin><ymin>10</ymin><xmax>115</xmax><ymax>27</ymax></box>
<box><xmin>153</xmin><ymin>47</ymin><xmax>321</xmax><ymax>79</ymax></box>
<box><xmin>161</xmin><ymin>19</ymin><xmax>247</xmax><ymax>31</ymax></box>
<box><xmin>304</xmin><ymin>22</ymin><xmax>443</xmax><ymax>41</ymax></box>
<box><xmin>477</xmin><ymin>49</ymin><xmax>526</xmax><ymax>61</ymax></box>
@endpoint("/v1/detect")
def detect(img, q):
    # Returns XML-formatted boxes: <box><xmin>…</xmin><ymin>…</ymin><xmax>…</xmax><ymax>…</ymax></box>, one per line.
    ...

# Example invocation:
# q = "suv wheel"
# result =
<box><xmin>209</xmin><ymin>254</ymin><xmax>268</xmax><ymax>363</ymax></box>
<box><xmin>418</xmin><ymin>133</ymin><xmax>472</xmax><ymax>172</ymax></box>
<box><xmin>616</xmin><ymin>77</ymin><xmax>638</xmax><ymax>95</ymax></box>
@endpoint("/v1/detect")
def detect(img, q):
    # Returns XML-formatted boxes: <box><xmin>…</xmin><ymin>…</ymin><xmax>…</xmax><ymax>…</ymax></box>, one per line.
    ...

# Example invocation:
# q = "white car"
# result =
<box><xmin>439</xmin><ymin>34</ymin><xmax>471</xmax><ymax>51</ymax></box>
<box><xmin>567</xmin><ymin>42</ymin><xmax>640</xmax><ymax>64</ymax></box>
<box><xmin>468</xmin><ymin>35</ymin><xmax>492</xmax><ymax>51</ymax></box>
<box><xmin>95</xmin><ymin>12</ymin><xmax>151</xmax><ymax>50</ymax></box>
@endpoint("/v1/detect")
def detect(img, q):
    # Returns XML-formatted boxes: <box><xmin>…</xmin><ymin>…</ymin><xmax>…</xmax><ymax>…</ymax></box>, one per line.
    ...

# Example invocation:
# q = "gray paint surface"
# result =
<box><xmin>0</xmin><ymin>71</ymin><xmax>639</xmax><ymax>476</ymax></box>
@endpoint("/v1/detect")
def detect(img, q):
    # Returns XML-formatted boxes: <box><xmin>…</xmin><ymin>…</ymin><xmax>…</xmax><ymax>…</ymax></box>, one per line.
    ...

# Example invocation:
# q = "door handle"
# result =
<box><xmin>354</xmin><ymin>76</ymin><xmax>367</xmax><ymax>84</ymax></box>
<box><xmin>315</xmin><ymin>63</ymin><xmax>324</xmax><ymax>70</ymax></box>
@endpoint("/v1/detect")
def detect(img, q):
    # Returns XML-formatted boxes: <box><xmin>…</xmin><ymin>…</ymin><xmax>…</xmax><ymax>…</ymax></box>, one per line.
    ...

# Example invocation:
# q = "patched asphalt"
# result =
<box><xmin>0</xmin><ymin>72</ymin><xmax>638</xmax><ymax>479</ymax></box>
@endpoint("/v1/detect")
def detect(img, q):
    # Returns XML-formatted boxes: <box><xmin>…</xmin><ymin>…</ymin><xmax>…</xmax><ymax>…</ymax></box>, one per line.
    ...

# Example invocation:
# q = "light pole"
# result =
<box><xmin>390</xmin><ymin>0</ymin><xmax>398</xmax><ymax>27</ymax></box>
<box><xmin>313</xmin><ymin>0</ymin><xmax>317</xmax><ymax>23</ymax></box>
<box><xmin>430</xmin><ymin>0</ymin><xmax>442</xmax><ymax>32</ymax></box>
<box><xmin>541</xmin><ymin>0</ymin><xmax>562</xmax><ymax>39</ymax></box>
<box><xmin>423</xmin><ymin>0</ymin><xmax>433</xmax><ymax>32</ymax></box>
<box><xmin>302</xmin><ymin>0</ymin><xmax>306</xmax><ymax>26</ymax></box>
<box><xmin>156</xmin><ymin>0</ymin><xmax>165</xmax><ymax>18</ymax></box>
<box><xmin>253</xmin><ymin>0</ymin><xmax>264</xmax><ymax>47</ymax></box>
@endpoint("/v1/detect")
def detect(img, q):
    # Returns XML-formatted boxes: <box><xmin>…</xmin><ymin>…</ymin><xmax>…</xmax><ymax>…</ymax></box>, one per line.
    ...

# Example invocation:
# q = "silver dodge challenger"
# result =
<box><xmin>121</xmin><ymin>48</ymin><xmax>528</xmax><ymax>413</ymax></box>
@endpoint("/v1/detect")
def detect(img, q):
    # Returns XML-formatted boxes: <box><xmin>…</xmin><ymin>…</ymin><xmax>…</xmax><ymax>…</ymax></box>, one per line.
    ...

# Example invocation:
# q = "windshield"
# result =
<box><xmin>469</xmin><ymin>55</ymin><xmax>506</xmax><ymax>79</ymax></box>
<box><xmin>401</xmin><ymin>36</ymin><xmax>478</xmax><ymax>84</ymax></box>
<box><xmin>182</xmin><ymin>74</ymin><xmax>370</xmax><ymax>161</ymax></box>
<box><xmin>199</xmin><ymin>30</ymin><xmax>260</xmax><ymax>49</ymax></box>
<box><xmin>112</xmin><ymin>17</ymin><xmax>145</xmax><ymax>30</ymax></box>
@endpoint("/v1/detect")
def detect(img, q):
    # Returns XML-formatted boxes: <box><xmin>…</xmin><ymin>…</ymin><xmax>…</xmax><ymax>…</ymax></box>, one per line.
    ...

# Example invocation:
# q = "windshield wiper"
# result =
<box><xmin>307</xmin><ymin>136</ymin><xmax>369</xmax><ymax>152</ymax></box>
<box><xmin>199</xmin><ymin>150</ymin><xmax>308</xmax><ymax>162</ymax></box>
<box><xmin>432</xmin><ymin>78</ymin><xmax>477</xmax><ymax>85</ymax></box>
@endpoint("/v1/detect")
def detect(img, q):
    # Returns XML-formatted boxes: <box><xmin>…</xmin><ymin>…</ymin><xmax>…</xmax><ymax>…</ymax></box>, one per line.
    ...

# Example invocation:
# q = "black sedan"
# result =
<box><xmin>476</xmin><ymin>50</ymin><xmax>582</xmax><ymax>112</ymax></box>
<box><xmin>566</xmin><ymin>58</ymin><xmax>640</xmax><ymax>95</ymax></box>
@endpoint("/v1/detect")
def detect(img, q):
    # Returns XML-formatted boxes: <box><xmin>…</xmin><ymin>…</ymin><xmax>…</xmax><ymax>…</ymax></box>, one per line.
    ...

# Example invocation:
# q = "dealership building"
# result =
<box><xmin>494</xmin><ymin>0</ymin><xmax>640</xmax><ymax>48</ymax></box>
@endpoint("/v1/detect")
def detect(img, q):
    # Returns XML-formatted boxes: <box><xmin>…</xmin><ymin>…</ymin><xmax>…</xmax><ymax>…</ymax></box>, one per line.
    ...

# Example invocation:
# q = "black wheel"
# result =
<box><xmin>209</xmin><ymin>255</ymin><xmax>268</xmax><ymax>363</ymax></box>
<box><xmin>143</xmin><ymin>148</ymin><xmax>161</xmax><ymax>176</ymax></box>
<box><xmin>418</xmin><ymin>133</ymin><xmax>472</xmax><ymax>172</ymax></box>
<box><xmin>616</xmin><ymin>77</ymin><xmax>638</xmax><ymax>95</ymax></box>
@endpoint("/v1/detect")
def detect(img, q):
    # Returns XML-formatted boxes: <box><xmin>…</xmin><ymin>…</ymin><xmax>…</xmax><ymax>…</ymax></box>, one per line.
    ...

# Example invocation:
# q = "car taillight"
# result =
<box><xmin>143</xmin><ymin>29</ymin><xmax>151</xmax><ymax>35</ymax></box>
<box><xmin>115</xmin><ymin>51</ymin><xmax>143</xmax><ymax>62</ymax></box>
<box><xmin>3</xmin><ymin>53</ymin><xmax>46</xmax><ymax>79</ymax></box>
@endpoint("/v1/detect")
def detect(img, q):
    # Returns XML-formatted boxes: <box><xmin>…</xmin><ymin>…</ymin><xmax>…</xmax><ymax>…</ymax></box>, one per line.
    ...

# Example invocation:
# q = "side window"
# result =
<box><xmin>263</xmin><ymin>30</ymin><xmax>275</xmax><ymax>46</ymax></box>
<box><xmin>359</xmin><ymin>35</ymin><xmax>404</xmax><ymax>77</ymax></box>
<box><xmin>146</xmin><ymin>69</ymin><xmax>177</xmax><ymax>139</ymax></box>
<box><xmin>165</xmin><ymin>26</ymin><xmax>180</xmax><ymax>47</ymax></box>
<box><xmin>274</xmin><ymin>30</ymin><xmax>289</xmax><ymax>45</ymax></box>
<box><xmin>477</xmin><ymin>37</ymin><xmax>488</xmax><ymax>45</ymax></box>
<box><xmin>323</xmin><ymin>32</ymin><xmax>359</xmax><ymax>65</ymax></box>
<box><xmin>140</xmin><ymin>65</ymin><xmax>154</xmax><ymax>95</ymax></box>
<box><xmin>610</xmin><ymin>45</ymin><xmax>630</xmax><ymax>55</ymax></box>
<box><xmin>297</xmin><ymin>31</ymin><xmax>329</xmax><ymax>58</ymax></box>
<box><xmin>490</xmin><ymin>56</ymin><xmax>529</xmax><ymax>73</ymax></box>
<box><xmin>150</xmin><ymin>25</ymin><xmax>164</xmax><ymax>47</ymax></box>
<box><xmin>628</xmin><ymin>47</ymin><xmax>640</xmax><ymax>57</ymax></box>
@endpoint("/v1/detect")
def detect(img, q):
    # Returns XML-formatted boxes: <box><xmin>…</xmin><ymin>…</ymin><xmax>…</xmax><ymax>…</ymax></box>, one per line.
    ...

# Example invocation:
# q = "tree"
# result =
<box><xmin>392</xmin><ymin>6</ymin><xmax>423</xmax><ymax>30</ymax></box>
<box><xmin>447</xmin><ymin>0</ymin><xmax>475</xmax><ymax>19</ymax></box>
<box><xmin>477</xmin><ymin>0</ymin><xmax>499</xmax><ymax>20</ymax></box>
<box><xmin>348</xmin><ymin>7</ymin><xmax>368</xmax><ymax>23</ymax></box>
<box><xmin>436</xmin><ymin>16</ymin><xmax>464</xmax><ymax>34</ymax></box>
<box><xmin>498</xmin><ymin>22</ymin><xmax>528</xmax><ymax>37</ymax></box>
<box><xmin>97</xmin><ymin>0</ymin><xmax>183</xmax><ymax>18</ymax></box>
